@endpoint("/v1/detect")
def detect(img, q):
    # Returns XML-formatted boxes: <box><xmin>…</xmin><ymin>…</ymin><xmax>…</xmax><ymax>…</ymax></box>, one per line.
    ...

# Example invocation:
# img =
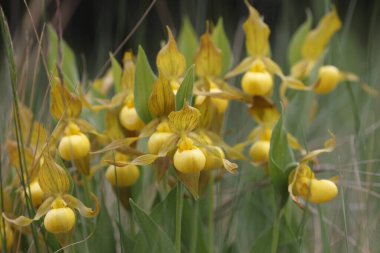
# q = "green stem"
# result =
<box><xmin>208</xmin><ymin>174</ymin><xmax>215</xmax><ymax>253</ymax></box>
<box><xmin>175</xmin><ymin>183</ymin><xmax>183</xmax><ymax>253</ymax></box>
<box><xmin>189</xmin><ymin>200</ymin><xmax>199</xmax><ymax>253</ymax></box>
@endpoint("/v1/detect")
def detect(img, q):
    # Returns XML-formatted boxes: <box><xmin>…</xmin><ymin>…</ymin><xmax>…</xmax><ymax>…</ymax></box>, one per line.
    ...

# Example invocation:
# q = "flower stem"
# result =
<box><xmin>190</xmin><ymin>200</ymin><xmax>199</xmax><ymax>253</ymax></box>
<box><xmin>208</xmin><ymin>174</ymin><xmax>215</xmax><ymax>253</ymax></box>
<box><xmin>175</xmin><ymin>183</ymin><xmax>183</xmax><ymax>253</ymax></box>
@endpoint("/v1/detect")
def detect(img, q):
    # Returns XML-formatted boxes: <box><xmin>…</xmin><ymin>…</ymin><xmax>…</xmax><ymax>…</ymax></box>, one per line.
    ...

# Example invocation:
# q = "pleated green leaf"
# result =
<box><xmin>269</xmin><ymin>114</ymin><xmax>295</xmax><ymax>208</ymax></box>
<box><xmin>178</xmin><ymin>17</ymin><xmax>199</xmax><ymax>68</ymax></box>
<box><xmin>288</xmin><ymin>10</ymin><xmax>313</xmax><ymax>66</ymax></box>
<box><xmin>110</xmin><ymin>53</ymin><xmax>122</xmax><ymax>93</ymax></box>
<box><xmin>212</xmin><ymin>18</ymin><xmax>233</xmax><ymax>76</ymax></box>
<box><xmin>46</xmin><ymin>24</ymin><xmax>79</xmax><ymax>90</ymax></box>
<box><xmin>130</xmin><ymin>199</ymin><xmax>176</xmax><ymax>253</ymax></box>
<box><xmin>175</xmin><ymin>65</ymin><xmax>195</xmax><ymax>110</ymax></box>
<box><xmin>134</xmin><ymin>46</ymin><xmax>156</xmax><ymax>123</ymax></box>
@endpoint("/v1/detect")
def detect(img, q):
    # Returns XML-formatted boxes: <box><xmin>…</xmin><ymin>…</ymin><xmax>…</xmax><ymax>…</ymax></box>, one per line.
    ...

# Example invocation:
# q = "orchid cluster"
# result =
<box><xmin>0</xmin><ymin>1</ymin><xmax>376</xmax><ymax>252</ymax></box>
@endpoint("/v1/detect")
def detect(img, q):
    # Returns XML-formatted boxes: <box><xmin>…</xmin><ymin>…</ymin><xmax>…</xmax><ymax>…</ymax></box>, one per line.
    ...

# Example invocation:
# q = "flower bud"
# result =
<box><xmin>249</xmin><ymin>140</ymin><xmax>270</xmax><ymax>164</ymax></box>
<box><xmin>314</xmin><ymin>65</ymin><xmax>341</xmax><ymax>94</ymax></box>
<box><xmin>203</xmin><ymin>146</ymin><xmax>225</xmax><ymax>170</ymax></box>
<box><xmin>148</xmin><ymin>121</ymin><xmax>174</xmax><ymax>154</ymax></box>
<box><xmin>299</xmin><ymin>178</ymin><xmax>338</xmax><ymax>204</ymax></box>
<box><xmin>119</xmin><ymin>104</ymin><xmax>145</xmax><ymax>131</ymax></box>
<box><xmin>58</xmin><ymin>123</ymin><xmax>90</xmax><ymax>161</ymax></box>
<box><xmin>44</xmin><ymin>207</ymin><xmax>76</xmax><ymax>234</ymax></box>
<box><xmin>174</xmin><ymin>137</ymin><xmax>206</xmax><ymax>174</ymax></box>
<box><xmin>105</xmin><ymin>164</ymin><xmax>140</xmax><ymax>187</ymax></box>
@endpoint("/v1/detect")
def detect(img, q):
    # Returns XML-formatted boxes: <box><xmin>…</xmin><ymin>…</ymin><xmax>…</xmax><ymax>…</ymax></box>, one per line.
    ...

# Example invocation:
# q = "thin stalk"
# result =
<box><xmin>0</xmin><ymin>8</ymin><xmax>41</xmax><ymax>253</ymax></box>
<box><xmin>175</xmin><ymin>183</ymin><xmax>183</xmax><ymax>253</ymax></box>
<box><xmin>189</xmin><ymin>200</ymin><xmax>199</xmax><ymax>253</ymax></box>
<box><xmin>271</xmin><ymin>208</ymin><xmax>285</xmax><ymax>253</ymax></box>
<box><xmin>112</xmin><ymin>152</ymin><xmax>124</xmax><ymax>253</ymax></box>
<box><xmin>208</xmin><ymin>174</ymin><xmax>215</xmax><ymax>253</ymax></box>
<box><xmin>0</xmin><ymin>146</ymin><xmax>8</xmax><ymax>252</ymax></box>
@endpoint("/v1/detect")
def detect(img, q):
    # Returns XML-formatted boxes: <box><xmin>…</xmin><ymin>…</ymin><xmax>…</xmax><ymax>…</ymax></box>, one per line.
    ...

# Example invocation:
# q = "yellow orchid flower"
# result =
<box><xmin>3</xmin><ymin>156</ymin><xmax>99</xmax><ymax>235</ymax></box>
<box><xmin>288</xmin><ymin>132</ymin><xmax>338</xmax><ymax>206</ymax></box>
<box><xmin>291</xmin><ymin>9</ymin><xmax>341</xmax><ymax>79</ymax></box>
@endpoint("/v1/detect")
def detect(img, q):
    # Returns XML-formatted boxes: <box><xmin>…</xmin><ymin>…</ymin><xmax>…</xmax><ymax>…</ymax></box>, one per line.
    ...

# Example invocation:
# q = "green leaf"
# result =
<box><xmin>176</xmin><ymin>65</ymin><xmax>195</xmax><ymax>110</ymax></box>
<box><xmin>150</xmin><ymin>186</ymin><xmax>177</xmax><ymax>240</ymax></box>
<box><xmin>110</xmin><ymin>53</ymin><xmax>122</xmax><ymax>93</ymax></box>
<box><xmin>46</xmin><ymin>24</ymin><xmax>79</xmax><ymax>90</ymax></box>
<box><xmin>212</xmin><ymin>18</ymin><xmax>232</xmax><ymax>76</ymax></box>
<box><xmin>269</xmin><ymin>114</ymin><xmax>294</xmax><ymax>208</ymax></box>
<box><xmin>178</xmin><ymin>17</ymin><xmax>199</xmax><ymax>68</ymax></box>
<box><xmin>288</xmin><ymin>10</ymin><xmax>313</xmax><ymax>66</ymax></box>
<box><xmin>130</xmin><ymin>199</ymin><xmax>176</xmax><ymax>253</ymax></box>
<box><xmin>134</xmin><ymin>46</ymin><xmax>156</xmax><ymax>123</ymax></box>
<box><xmin>88</xmin><ymin>200</ymin><xmax>117</xmax><ymax>253</ymax></box>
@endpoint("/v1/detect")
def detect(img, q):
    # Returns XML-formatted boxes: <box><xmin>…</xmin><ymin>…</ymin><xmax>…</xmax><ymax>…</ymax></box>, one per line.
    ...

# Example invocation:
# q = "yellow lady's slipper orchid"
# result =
<box><xmin>249</xmin><ymin>140</ymin><xmax>270</xmax><ymax>164</ymax></box>
<box><xmin>24</xmin><ymin>180</ymin><xmax>45</xmax><ymax>208</ymax></box>
<box><xmin>288</xmin><ymin>133</ymin><xmax>338</xmax><ymax>206</ymax></box>
<box><xmin>58</xmin><ymin>122</ymin><xmax>90</xmax><ymax>161</ymax></box>
<box><xmin>241</xmin><ymin>60</ymin><xmax>273</xmax><ymax>96</ymax></box>
<box><xmin>289</xmin><ymin>164</ymin><xmax>338</xmax><ymax>204</ymax></box>
<box><xmin>3</xmin><ymin>157</ymin><xmax>99</xmax><ymax>236</ymax></box>
<box><xmin>174</xmin><ymin>137</ymin><xmax>206</xmax><ymax>174</ymax></box>
<box><xmin>119</xmin><ymin>102</ymin><xmax>145</xmax><ymax>131</ymax></box>
<box><xmin>44</xmin><ymin>198</ymin><xmax>76</xmax><ymax>234</ymax></box>
<box><xmin>203</xmin><ymin>145</ymin><xmax>225</xmax><ymax>170</ymax></box>
<box><xmin>148</xmin><ymin>121</ymin><xmax>174</xmax><ymax>154</ymax></box>
<box><xmin>105</xmin><ymin>164</ymin><xmax>140</xmax><ymax>187</ymax></box>
<box><xmin>195</xmin><ymin>81</ymin><xmax>229</xmax><ymax>114</ymax></box>
<box><xmin>313</xmin><ymin>65</ymin><xmax>341</xmax><ymax>94</ymax></box>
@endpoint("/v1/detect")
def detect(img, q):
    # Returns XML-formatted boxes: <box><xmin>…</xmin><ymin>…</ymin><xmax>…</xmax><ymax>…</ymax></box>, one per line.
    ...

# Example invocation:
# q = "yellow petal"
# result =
<box><xmin>3</xmin><ymin>214</ymin><xmax>33</xmax><ymax>227</ymax></box>
<box><xmin>301</xmin><ymin>131</ymin><xmax>336</xmax><ymax>162</ymax></box>
<box><xmin>302</xmin><ymin>9</ymin><xmax>341</xmax><ymax>60</ymax></box>
<box><xmin>63</xmin><ymin>193</ymin><xmax>99</xmax><ymax>218</ymax></box>
<box><xmin>341</xmin><ymin>71</ymin><xmax>380</xmax><ymax>97</ymax></box>
<box><xmin>3</xmin><ymin>197</ymin><xmax>54</xmax><ymax>226</ymax></box>
<box><xmin>91</xmin><ymin>137</ymin><xmax>139</xmax><ymax>154</ymax></box>
<box><xmin>148</xmin><ymin>77</ymin><xmax>175</xmax><ymax>117</ymax></box>
<box><xmin>195</xmin><ymin>32</ymin><xmax>222</xmax><ymax>77</ymax></box>
<box><xmin>243</xmin><ymin>1</ymin><xmax>270</xmax><ymax>57</ymax></box>
<box><xmin>38</xmin><ymin>156</ymin><xmax>71</xmax><ymax>195</ymax></box>
<box><xmin>281</xmin><ymin>77</ymin><xmax>311</xmax><ymax>91</ymax></box>
<box><xmin>156</xmin><ymin>27</ymin><xmax>186</xmax><ymax>80</ymax></box>
<box><xmin>248</xmin><ymin>97</ymin><xmax>279</xmax><ymax>128</ymax></box>
<box><xmin>175</xmin><ymin>171</ymin><xmax>200</xmax><ymax>199</ymax></box>
<box><xmin>262</xmin><ymin>57</ymin><xmax>284</xmax><ymax>78</ymax></box>
<box><xmin>168</xmin><ymin>103</ymin><xmax>201</xmax><ymax>133</ymax></box>
<box><xmin>222</xmin><ymin>159</ymin><xmax>238</xmax><ymax>174</ymax></box>
<box><xmin>50</xmin><ymin>81</ymin><xmax>82</xmax><ymax>120</ymax></box>
<box><xmin>106</xmin><ymin>154</ymin><xmax>160</xmax><ymax>167</ymax></box>
<box><xmin>290</xmin><ymin>59</ymin><xmax>315</xmax><ymax>79</ymax></box>
<box><xmin>121</xmin><ymin>52</ymin><xmax>136</xmax><ymax>92</ymax></box>
<box><xmin>287</xmin><ymin>133</ymin><xmax>306</xmax><ymax>154</ymax></box>
<box><xmin>225</xmin><ymin>57</ymin><xmax>255</xmax><ymax>79</ymax></box>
